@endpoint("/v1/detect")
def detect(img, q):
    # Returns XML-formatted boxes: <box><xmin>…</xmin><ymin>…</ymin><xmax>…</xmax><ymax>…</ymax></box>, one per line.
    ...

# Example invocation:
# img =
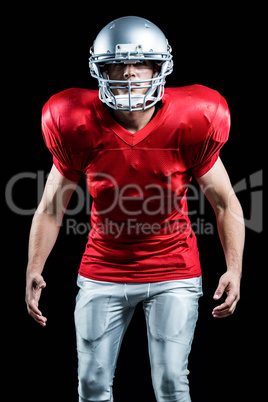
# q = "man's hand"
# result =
<box><xmin>212</xmin><ymin>271</ymin><xmax>241</xmax><ymax>318</ymax></box>
<box><xmin>25</xmin><ymin>273</ymin><xmax>47</xmax><ymax>326</ymax></box>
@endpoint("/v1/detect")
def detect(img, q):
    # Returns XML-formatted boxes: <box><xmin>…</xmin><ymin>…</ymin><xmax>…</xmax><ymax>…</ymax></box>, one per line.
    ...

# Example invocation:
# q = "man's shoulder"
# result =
<box><xmin>42</xmin><ymin>88</ymin><xmax>99</xmax><ymax>138</ymax></box>
<box><xmin>164</xmin><ymin>85</ymin><xmax>229</xmax><ymax>145</ymax></box>
<box><xmin>43</xmin><ymin>88</ymin><xmax>98</xmax><ymax>117</ymax></box>
<box><xmin>165</xmin><ymin>84</ymin><xmax>222</xmax><ymax>108</ymax></box>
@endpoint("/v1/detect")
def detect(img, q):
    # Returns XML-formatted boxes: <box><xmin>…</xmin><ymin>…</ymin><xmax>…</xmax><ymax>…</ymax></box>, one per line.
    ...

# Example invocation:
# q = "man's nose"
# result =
<box><xmin>123</xmin><ymin>64</ymin><xmax>136</xmax><ymax>79</ymax></box>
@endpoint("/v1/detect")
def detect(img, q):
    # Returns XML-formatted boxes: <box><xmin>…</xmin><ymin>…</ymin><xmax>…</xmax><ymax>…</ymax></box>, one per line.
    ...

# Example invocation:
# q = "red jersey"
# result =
<box><xmin>42</xmin><ymin>85</ymin><xmax>230</xmax><ymax>282</ymax></box>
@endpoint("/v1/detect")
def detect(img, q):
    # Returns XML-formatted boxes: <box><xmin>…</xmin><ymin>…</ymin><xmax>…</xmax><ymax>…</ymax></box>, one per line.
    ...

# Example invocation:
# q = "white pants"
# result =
<box><xmin>74</xmin><ymin>275</ymin><xmax>202</xmax><ymax>402</ymax></box>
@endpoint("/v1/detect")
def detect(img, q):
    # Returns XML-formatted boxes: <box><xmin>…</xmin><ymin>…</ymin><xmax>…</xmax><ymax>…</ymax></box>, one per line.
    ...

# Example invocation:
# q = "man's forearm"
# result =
<box><xmin>215</xmin><ymin>193</ymin><xmax>245</xmax><ymax>276</ymax></box>
<box><xmin>26</xmin><ymin>210</ymin><xmax>61</xmax><ymax>277</ymax></box>
<box><xmin>196</xmin><ymin>158</ymin><xmax>245</xmax><ymax>317</ymax></box>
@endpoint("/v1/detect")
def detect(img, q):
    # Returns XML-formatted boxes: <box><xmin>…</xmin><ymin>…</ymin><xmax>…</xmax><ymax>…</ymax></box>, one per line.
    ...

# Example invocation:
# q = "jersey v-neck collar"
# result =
<box><xmin>94</xmin><ymin>95</ymin><xmax>170</xmax><ymax>147</ymax></box>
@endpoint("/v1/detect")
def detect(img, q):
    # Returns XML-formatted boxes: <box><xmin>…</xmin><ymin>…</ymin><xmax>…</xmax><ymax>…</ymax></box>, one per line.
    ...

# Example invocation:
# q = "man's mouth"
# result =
<box><xmin>120</xmin><ymin>82</ymin><xmax>139</xmax><ymax>87</ymax></box>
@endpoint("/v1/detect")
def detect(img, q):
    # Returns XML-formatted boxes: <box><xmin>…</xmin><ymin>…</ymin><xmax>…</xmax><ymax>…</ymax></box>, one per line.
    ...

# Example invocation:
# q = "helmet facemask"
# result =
<box><xmin>89</xmin><ymin>17</ymin><xmax>173</xmax><ymax>112</ymax></box>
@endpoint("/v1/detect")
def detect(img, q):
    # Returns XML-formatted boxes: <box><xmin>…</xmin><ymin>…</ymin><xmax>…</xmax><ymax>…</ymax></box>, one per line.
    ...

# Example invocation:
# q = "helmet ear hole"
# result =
<box><xmin>90</xmin><ymin>63</ymin><xmax>99</xmax><ymax>77</ymax></box>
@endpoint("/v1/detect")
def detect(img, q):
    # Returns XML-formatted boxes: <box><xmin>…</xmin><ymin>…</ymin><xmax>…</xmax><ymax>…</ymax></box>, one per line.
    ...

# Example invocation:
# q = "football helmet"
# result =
<box><xmin>89</xmin><ymin>16</ymin><xmax>173</xmax><ymax>111</ymax></box>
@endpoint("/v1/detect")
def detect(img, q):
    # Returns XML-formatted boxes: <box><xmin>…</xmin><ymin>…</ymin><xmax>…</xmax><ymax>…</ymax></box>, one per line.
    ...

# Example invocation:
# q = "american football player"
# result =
<box><xmin>26</xmin><ymin>16</ymin><xmax>245</xmax><ymax>402</ymax></box>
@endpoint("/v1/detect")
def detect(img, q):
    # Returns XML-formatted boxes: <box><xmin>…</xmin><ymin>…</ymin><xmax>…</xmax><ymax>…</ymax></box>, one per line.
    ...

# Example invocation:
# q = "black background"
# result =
<box><xmin>5</xmin><ymin>3</ymin><xmax>265</xmax><ymax>401</ymax></box>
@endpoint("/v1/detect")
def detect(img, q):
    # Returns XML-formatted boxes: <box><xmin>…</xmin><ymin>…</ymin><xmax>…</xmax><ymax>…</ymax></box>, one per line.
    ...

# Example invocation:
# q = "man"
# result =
<box><xmin>25</xmin><ymin>16</ymin><xmax>245</xmax><ymax>402</ymax></box>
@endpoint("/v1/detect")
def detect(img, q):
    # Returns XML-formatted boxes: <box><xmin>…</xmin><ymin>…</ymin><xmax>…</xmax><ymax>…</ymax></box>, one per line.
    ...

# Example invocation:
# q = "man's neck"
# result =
<box><xmin>110</xmin><ymin>106</ymin><xmax>156</xmax><ymax>134</ymax></box>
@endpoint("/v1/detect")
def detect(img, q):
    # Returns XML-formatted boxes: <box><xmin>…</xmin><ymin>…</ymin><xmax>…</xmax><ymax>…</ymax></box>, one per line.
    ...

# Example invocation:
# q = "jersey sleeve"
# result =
<box><xmin>182</xmin><ymin>93</ymin><xmax>230</xmax><ymax>178</ymax></box>
<box><xmin>41</xmin><ymin>97</ymin><xmax>83</xmax><ymax>182</ymax></box>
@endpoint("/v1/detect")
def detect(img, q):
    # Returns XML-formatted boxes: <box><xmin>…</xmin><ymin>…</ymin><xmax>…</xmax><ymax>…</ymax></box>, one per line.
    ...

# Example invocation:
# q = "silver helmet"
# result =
<box><xmin>89</xmin><ymin>16</ymin><xmax>173</xmax><ymax>111</ymax></box>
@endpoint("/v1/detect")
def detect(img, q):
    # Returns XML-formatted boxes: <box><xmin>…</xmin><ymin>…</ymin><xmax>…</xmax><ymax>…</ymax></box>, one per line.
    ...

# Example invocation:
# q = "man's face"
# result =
<box><xmin>105</xmin><ymin>61</ymin><xmax>155</xmax><ymax>96</ymax></box>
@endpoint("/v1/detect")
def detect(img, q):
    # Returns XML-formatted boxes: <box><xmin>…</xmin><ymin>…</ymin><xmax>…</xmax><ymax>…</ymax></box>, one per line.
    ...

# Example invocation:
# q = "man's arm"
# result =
<box><xmin>197</xmin><ymin>157</ymin><xmax>245</xmax><ymax>318</ymax></box>
<box><xmin>25</xmin><ymin>164</ymin><xmax>78</xmax><ymax>326</ymax></box>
